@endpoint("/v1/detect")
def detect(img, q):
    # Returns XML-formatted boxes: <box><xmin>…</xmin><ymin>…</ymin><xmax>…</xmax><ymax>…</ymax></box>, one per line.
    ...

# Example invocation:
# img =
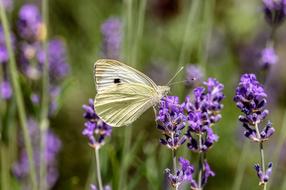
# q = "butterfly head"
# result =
<box><xmin>158</xmin><ymin>86</ymin><xmax>170</xmax><ymax>97</ymax></box>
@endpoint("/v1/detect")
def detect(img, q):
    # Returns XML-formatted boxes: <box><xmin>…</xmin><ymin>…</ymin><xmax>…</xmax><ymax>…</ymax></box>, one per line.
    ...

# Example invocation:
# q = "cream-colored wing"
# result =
<box><xmin>94</xmin><ymin>59</ymin><xmax>158</xmax><ymax>92</ymax></box>
<box><xmin>94</xmin><ymin>83</ymin><xmax>158</xmax><ymax>127</ymax></box>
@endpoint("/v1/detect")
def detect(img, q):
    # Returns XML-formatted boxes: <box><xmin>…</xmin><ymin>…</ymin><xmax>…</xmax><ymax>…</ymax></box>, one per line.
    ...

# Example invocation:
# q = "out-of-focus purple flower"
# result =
<box><xmin>37</xmin><ymin>39</ymin><xmax>70</xmax><ymax>82</ymax></box>
<box><xmin>165</xmin><ymin>157</ymin><xmax>196</xmax><ymax>189</ymax></box>
<box><xmin>49</xmin><ymin>86</ymin><xmax>60</xmax><ymax>114</ymax></box>
<box><xmin>1</xmin><ymin>0</ymin><xmax>13</xmax><ymax>11</ymax></box>
<box><xmin>254</xmin><ymin>162</ymin><xmax>273</xmax><ymax>185</ymax></box>
<box><xmin>82</xmin><ymin>98</ymin><xmax>112</xmax><ymax>149</ymax></box>
<box><xmin>101</xmin><ymin>18</ymin><xmax>122</xmax><ymax>59</ymax></box>
<box><xmin>233</xmin><ymin>74</ymin><xmax>274</xmax><ymax>142</ymax></box>
<box><xmin>183</xmin><ymin>78</ymin><xmax>224</xmax><ymax>152</ymax></box>
<box><xmin>17</xmin><ymin>4</ymin><xmax>43</xmax><ymax>42</ymax></box>
<box><xmin>0</xmin><ymin>25</ymin><xmax>15</xmax><ymax>64</ymax></box>
<box><xmin>185</xmin><ymin>64</ymin><xmax>204</xmax><ymax>86</ymax></box>
<box><xmin>156</xmin><ymin>96</ymin><xmax>187</xmax><ymax>150</ymax></box>
<box><xmin>260</xmin><ymin>47</ymin><xmax>278</xmax><ymax>68</ymax></box>
<box><xmin>31</xmin><ymin>93</ymin><xmax>40</xmax><ymax>105</ymax></box>
<box><xmin>90</xmin><ymin>184</ymin><xmax>112</xmax><ymax>190</ymax></box>
<box><xmin>0</xmin><ymin>80</ymin><xmax>12</xmax><ymax>100</ymax></box>
<box><xmin>13</xmin><ymin>118</ymin><xmax>61</xmax><ymax>189</ymax></box>
<box><xmin>263</xmin><ymin>0</ymin><xmax>286</xmax><ymax>26</ymax></box>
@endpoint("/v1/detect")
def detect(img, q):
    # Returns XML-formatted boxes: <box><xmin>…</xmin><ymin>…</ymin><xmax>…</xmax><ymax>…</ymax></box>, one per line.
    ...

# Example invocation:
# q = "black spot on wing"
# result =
<box><xmin>114</xmin><ymin>78</ymin><xmax>121</xmax><ymax>84</ymax></box>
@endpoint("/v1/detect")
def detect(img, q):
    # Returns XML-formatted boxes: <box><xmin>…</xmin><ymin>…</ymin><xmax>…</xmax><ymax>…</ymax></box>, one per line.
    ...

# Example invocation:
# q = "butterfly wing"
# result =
<box><xmin>94</xmin><ymin>59</ymin><xmax>158</xmax><ymax>92</ymax></box>
<box><xmin>94</xmin><ymin>83</ymin><xmax>158</xmax><ymax>127</ymax></box>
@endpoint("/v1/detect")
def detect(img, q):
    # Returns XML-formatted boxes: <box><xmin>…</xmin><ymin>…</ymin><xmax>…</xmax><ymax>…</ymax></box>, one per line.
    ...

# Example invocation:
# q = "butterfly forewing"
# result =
<box><xmin>94</xmin><ymin>83</ymin><xmax>158</xmax><ymax>127</ymax></box>
<box><xmin>94</xmin><ymin>59</ymin><xmax>158</xmax><ymax>92</ymax></box>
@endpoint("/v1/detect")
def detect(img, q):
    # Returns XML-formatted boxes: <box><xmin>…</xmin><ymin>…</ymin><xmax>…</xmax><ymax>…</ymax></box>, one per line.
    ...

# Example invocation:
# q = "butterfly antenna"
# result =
<box><xmin>168</xmin><ymin>80</ymin><xmax>187</xmax><ymax>86</ymax></box>
<box><xmin>167</xmin><ymin>66</ymin><xmax>184</xmax><ymax>85</ymax></box>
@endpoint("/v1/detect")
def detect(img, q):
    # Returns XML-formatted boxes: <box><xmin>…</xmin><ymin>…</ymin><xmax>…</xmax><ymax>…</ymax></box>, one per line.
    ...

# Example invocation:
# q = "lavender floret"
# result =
<box><xmin>260</xmin><ymin>47</ymin><xmax>278</xmax><ymax>68</ymax></box>
<box><xmin>0</xmin><ymin>80</ymin><xmax>12</xmax><ymax>100</ymax></box>
<box><xmin>156</xmin><ymin>96</ymin><xmax>187</xmax><ymax>150</ymax></box>
<box><xmin>165</xmin><ymin>157</ymin><xmax>196</xmax><ymax>189</ymax></box>
<box><xmin>82</xmin><ymin>98</ymin><xmax>112</xmax><ymax>149</ymax></box>
<box><xmin>263</xmin><ymin>0</ymin><xmax>286</xmax><ymax>26</ymax></box>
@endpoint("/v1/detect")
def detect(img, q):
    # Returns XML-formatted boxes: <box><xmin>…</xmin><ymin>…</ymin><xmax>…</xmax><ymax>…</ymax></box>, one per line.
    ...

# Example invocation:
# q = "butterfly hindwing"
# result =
<box><xmin>94</xmin><ymin>59</ymin><xmax>158</xmax><ymax>93</ymax></box>
<box><xmin>94</xmin><ymin>83</ymin><xmax>157</xmax><ymax>127</ymax></box>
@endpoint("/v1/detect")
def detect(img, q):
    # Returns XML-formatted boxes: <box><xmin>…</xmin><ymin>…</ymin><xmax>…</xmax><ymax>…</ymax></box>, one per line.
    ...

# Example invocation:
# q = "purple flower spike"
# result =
<box><xmin>185</xmin><ymin>64</ymin><xmax>204</xmax><ymax>86</ymax></box>
<box><xmin>234</xmin><ymin>74</ymin><xmax>274</xmax><ymax>142</ymax></box>
<box><xmin>37</xmin><ymin>39</ymin><xmax>70</xmax><ymax>81</ymax></box>
<box><xmin>13</xmin><ymin>118</ymin><xmax>61</xmax><ymax>189</ymax></box>
<box><xmin>263</xmin><ymin>0</ymin><xmax>286</xmax><ymax>26</ymax></box>
<box><xmin>101</xmin><ymin>18</ymin><xmax>122</xmax><ymax>59</ymax></box>
<box><xmin>82</xmin><ymin>98</ymin><xmax>112</xmax><ymax>149</ymax></box>
<box><xmin>17</xmin><ymin>4</ymin><xmax>43</xmax><ymax>42</ymax></box>
<box><xmin>156</xmin><ymin>96</ymin><xmax>187</xmax><ymax>150</ymax></box>
<box><xmin>0</xmin><ymin>25</ymin><xmax>15</xmax><ymax>64</ymax></box>
<box><xmin>184</xmin><ymin>78</ymin><xmax>224</xmax><ymax>152</ymax></box>
<box><xmin>165</xmin><ymin>157</ymin><xmax>196</xmax><ymax>189</ymax></box>
<box><xmin>260</xmin><ymin>47</ymin><xmax>278</xmax><ymax>68</ymax></box>
<box><xmin>254</xmin><ymin>162</ymin><xmax>273</xmax><ymax>185</ymax></box>
<box><xmin>1</xmin><ymin>0</ymin><xmax>13</xmax><ymax>11</ymax></box>
<box><xmin>0</xmin><ymin>80</ymin><xmax>12</xmax><ymax>100</ymax></box>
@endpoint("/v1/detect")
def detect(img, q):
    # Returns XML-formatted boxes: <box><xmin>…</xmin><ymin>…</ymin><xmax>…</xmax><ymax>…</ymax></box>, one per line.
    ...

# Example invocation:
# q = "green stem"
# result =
<box><xmin>1</xmin><ymin>144</ymin><xmax>9</xmax><ymax>190</ymax></box>
<box><xmin>254</xmin><ymin>123</ymin><xmax>267</xmax><ymax>190</ymax></box>
<box><xmin>0</xmin><ymin>2</ymin><xmax>37</xmax><ymax>189</ymax></box>
<box><xmin>94</xmin><ymin>147</ymin><xmax>103</xmax><ymax>190</ymax></box>
<box><xmin>177</xmin><ymin>0</ymin><xmax>201</xmax><ymax>97</ymax></box>
<box><xmin>268</xmin><ymin>111</ymin><xmax>286</xmax><ymax>189</ymax></box>
<box><xmin>130</xmin><ymin>0</ymin><xmax>146</xmax><ymax>66</ymax></box>
<box><xmin>197</xmin><ymin>134</ymin><xmax>203</xmax><ymax>190</ymax></box>
<box><xmin>172</xmin><ymin>149</ymin><xmax>177</xmax><ymax>172</ymax></box>
<box><xmin>118</xmin><ymin>127</ymin><xmax>132</xmax><ymax>190</ymax></box>
<box><xmin>39</xmin><ymin>0</ymin><xmax>49</xmax><ymax>189</ymax></box>
<box><xmin>232</xmin><ymin>141</ymin><xmax>251</xmax><ymax>190</ymax></box>
<box><xmin>199</xmin><ymin>0</ymin><xmax>215</xmax><ymax>74</ymax></box>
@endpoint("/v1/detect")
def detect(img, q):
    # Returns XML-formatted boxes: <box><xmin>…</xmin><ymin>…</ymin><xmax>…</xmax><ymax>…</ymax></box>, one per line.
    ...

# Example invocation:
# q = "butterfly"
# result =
<box><xmin>94</xmin><ymin>59</ymin><xmax>170</xmax><ymax>127</ymax></box>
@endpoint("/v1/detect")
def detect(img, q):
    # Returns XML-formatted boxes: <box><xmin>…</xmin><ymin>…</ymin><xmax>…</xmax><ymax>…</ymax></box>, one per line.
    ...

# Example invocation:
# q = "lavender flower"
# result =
<box><xmin>156</xmin><ymin>96</ymin><xmax>187</xmax><ymax>150</ymax></box>
<box><xmin>185</xmin><ymin>64</ymin><xmax>204</xmax><ymax>86</ymax></box>
<box><xmin>13</xmin><ymin>118</ymin><xmax>61</xmax><ymax>189</ymax></box>
<box><xmin>0</xmin><ymin>25</ymin><xmax>15</xmax><ymax>64</ymax></box>
<box><xmin>234</xmin><ymin>73</ymin><xmax>274</xmax><ymax>185</ymax></box>
<box><xmin>17</xmin><ymin>4</ymin><xmax>43</xmax><ymax>42</ymax></box>
<box><xmin>37</xmin><ymin>39</ymin><xmax>70</xmax><ymax>82</ymax></box>
<box><xmin>183</xmin><ymin>78</ymin><xmax>224</xmax><ymax>152</ymax></box>
<box><xmin>90</xmin><ymin>184</ymin><xmax>112</xmax><ymax>190</ymax></box>
<box><xmin>233</xmin><ymin>74</ymin><xmax>274</xmax><ymax>141</ymax></box>
<box><xmin>82</xmin><ymin>98</ymin><xmax>112</xmax><ymax>149</ymax></box>
<box><xmin>0</xmin><ymin>26</ymin><xmax>9</xmax><ymax>64</ymax></box>
<box><xmin>260</xmin><ymin>47</ymin><xmax>278</xmax><ymax>68</ymax></box>
<box><xmin>101</xmin><ymin>18</ymin><xmax>122</xmax><ymax>59</ymax></box>
<box><xmin>0</xmin><ymin>80</ymin><xmax>12</xmax><ymax>100</ymax></box>
<box><xmin>1</xmin><ymin>0</ymin><xmax>13</xmax><ymax>11</ymax></box>
<box><xmin>254</xmin><ymin>162</ymin><xmax>273</xmax><ymax>185</ymax></box>
<box><xmin>263</xmin><ymin>0</ymin><xmax>286</xmax><ymax>26</ymax></box>
<box><xmin>165</xmin><ymin>157</ymin><xmax>197</xmax><ymax>189</ymax></box>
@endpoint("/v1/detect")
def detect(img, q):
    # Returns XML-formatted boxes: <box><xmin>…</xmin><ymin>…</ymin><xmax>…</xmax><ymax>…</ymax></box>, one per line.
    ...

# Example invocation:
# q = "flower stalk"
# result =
<box><xmin>39</xmin><ymin>0</ymin><xmax>49</xmax><ymax>188</ymax></box>
<box><xmin>94</xmin><ymin>147</ymin><xmax>103</xmax><ymax>190</ymax></box>
<box><xmin>0</xmin><ymin>1</ymin><xmax>37</xmax><ymax>189</ymax></box>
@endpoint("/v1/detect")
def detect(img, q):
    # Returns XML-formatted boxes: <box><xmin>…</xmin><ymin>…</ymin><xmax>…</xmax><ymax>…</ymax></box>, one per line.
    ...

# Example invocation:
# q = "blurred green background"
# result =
<box><xmin>8</xmin><ymin>0</ymin><xmax>286</xmax><ymax>189</ymax></box>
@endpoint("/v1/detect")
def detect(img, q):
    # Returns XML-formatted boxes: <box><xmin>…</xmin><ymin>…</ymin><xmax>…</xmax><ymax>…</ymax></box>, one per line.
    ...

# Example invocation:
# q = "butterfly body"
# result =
<box><xmin>94</xmin><ymin>59</ymin><xmax>169</xmax><ymax>127</ymax></box>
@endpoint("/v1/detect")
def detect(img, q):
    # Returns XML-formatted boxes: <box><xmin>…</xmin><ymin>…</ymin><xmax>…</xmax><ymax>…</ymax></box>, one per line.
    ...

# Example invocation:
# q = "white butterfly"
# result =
<box><xmin>94</xmin><ymin>59</ymin><xmax>170</xmax><ymax>127</ymax></box>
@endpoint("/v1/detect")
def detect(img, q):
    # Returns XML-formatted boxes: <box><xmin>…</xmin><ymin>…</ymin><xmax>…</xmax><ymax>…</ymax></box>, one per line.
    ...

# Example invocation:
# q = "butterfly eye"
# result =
<box><xmin>114</xmin><ymin>78</ymin><xmax>121</xmax><ymax>84</ymax></box>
